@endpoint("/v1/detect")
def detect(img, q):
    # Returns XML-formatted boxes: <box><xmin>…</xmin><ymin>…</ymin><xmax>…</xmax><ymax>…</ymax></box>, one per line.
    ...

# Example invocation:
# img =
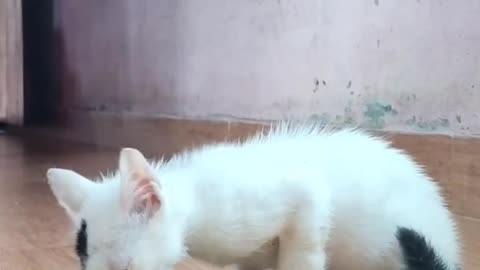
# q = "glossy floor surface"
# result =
<box><xmin>0</xmin><ymin>133</ymin><xmax>477</xmax><ymax>269</ymax></box>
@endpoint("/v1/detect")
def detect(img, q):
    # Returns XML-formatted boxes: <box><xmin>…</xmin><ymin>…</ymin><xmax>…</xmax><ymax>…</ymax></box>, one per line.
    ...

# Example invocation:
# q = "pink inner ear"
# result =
<box><xmin>131</xmin><ymin>177</ymin><xmax>161</xmax><ymax>218</ymax></box>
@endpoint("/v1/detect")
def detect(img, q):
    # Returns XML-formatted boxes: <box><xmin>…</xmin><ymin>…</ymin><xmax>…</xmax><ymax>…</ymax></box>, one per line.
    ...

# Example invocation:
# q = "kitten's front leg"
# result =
<box><xmin>128</xmin><ymin>256</ymin><xmax>173</xmax><ymax>270</ymax></box>
<box><xmin>128</xmin><ymin>246</ymin><xmax>177</xmax><ymax>270</ymax></box>
<box><xmin>277</xmin><ymin>189</ymin><xmax>331</xmax><ymax>270</ymax></box>
<box><xmin>127</xmin><ymin>237</ymin><xmax>175</xmax><ymax>270</ymax></box>
<box><xmin>277</xmin><ymin>242</ymin><xmax>327</xmax><ymax>270</ymax></box>
<box><xmin>128</xmin><ymin>220</ymin><xmax>185</xmax><ymax>270</ymax></box>
<box><xmin>277</xmin><ymin>224</ymin><xmax>330</xmax><ymax>270</ymax></box>
<box><xmin>129</xmin><ymin>232</ymin><xmax>186</xmax><ymax>270</ymax></box>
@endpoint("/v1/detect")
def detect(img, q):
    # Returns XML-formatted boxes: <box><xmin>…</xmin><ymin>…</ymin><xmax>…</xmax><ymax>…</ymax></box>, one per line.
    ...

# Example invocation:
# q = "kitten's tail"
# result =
<box><xmin>396</xmin><ymin>227</ymin><xmax>454</xmax><ymax>270</ymax></box>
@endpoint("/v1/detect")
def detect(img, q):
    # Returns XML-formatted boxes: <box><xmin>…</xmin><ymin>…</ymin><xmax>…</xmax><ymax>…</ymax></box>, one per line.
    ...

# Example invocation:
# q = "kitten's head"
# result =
<box><xmin>47</xmin><ymin>148</ymin><xmax>163</xmax><ymax>270</ymax></box>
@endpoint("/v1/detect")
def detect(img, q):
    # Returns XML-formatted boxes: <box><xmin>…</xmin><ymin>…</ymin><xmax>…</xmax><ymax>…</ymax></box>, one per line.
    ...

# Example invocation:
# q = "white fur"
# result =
<box><xmin>47</xmin><ymin>123</ymin><xmax>461</xmax><ymax>270</ymax></box>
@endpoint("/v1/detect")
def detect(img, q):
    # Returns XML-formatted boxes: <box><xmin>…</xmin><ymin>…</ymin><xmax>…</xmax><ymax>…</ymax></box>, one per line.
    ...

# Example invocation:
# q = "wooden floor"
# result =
<box><xmin>0</xmin><ymin>132</ymin><xmax>478</xmax><ymax>269</ymax></box>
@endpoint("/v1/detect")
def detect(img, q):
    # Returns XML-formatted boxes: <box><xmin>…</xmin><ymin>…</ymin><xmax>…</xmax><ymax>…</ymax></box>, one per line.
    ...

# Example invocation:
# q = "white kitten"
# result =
<box><xmin>47</xmin><ymin>123</ymin><xmax>461</xmax><ymax>270</ymax></box>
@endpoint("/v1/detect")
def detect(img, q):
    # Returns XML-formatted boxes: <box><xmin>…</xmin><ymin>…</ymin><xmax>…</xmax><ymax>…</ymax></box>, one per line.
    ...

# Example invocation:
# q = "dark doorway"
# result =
<box><xmin>22</xmin><ymin>0</ymin><xmax>59</xmax><ymax>125</ymax></box>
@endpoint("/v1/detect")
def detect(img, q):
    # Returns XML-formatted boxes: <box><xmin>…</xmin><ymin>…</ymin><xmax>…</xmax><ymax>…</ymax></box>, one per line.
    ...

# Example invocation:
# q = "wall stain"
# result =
<box><xmin>347</xmin><ymin>80</ymin><xmax>352</xmax><ymax>89</ymax></box>
<box><xmin>308</xmin><ymin>112</ymin><xmax>357</xmax><ymax>126</ymax></box>
<box><xmin>313</xmin><ymin>78</ymin><xmax>320</xmax><ymax>93</ymax></box>
<box><xmin>344</xmin><ymin>106</ymin><xmax>352</xmax><ymax>114</ymax></box>
<box><xmin>406</xmin><ymin>116</ymin><xmax>416</xmax><ymax>126</ymax></box>
<box><xmin>363</xmin><ymin>101</ymin><xmax>398</xmax><ymax>129</ymax></box>
<box><xmin>406</xmin><ymin>93</ymin><xmax>417</xmax><ymax>102</ymax></box>
<box><xmin>456</xmin><ymin>115</ymin><xmax>462</xmax><ymax>123</ymax></box>
<box><xmin>307</xmin><ymin>113</ymin><xmax>330</xmax><ymax>125</ymax></box>
<box><xmin>307</xmin><ymin>99</ymin><xmax>459</xmax><ymax>132</ymax></box>
<box><xmin>407</xmin><ymin>117</ymin><xmax>450</xmax><ymax>131</ymax></box>
<box><xmin>374</xmin><ymin>0</ymin><xmax>379</xmax><ymax>6</ymax></box>
<box><xmin>377</xmin><ymin>39</ymin><xmax>381</xmax><ymax>48</ymax></box>
<box><xmin>322</xmin><ymin>80</ymin><xmax>327</xmax><ymax>86</ymax></box>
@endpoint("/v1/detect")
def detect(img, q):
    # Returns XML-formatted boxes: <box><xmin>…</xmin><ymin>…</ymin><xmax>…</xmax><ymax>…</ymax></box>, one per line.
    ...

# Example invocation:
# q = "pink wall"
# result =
<box><xmin>55</xmin><ymin>0</ymin><xmax>480</xmax><ymax>136</ymax></box>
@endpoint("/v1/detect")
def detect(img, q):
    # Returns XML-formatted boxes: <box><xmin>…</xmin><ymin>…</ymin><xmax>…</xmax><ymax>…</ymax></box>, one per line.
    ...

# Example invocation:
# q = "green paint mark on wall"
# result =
<box><xmin>363</xmin><ymin>101</ymin><xmax>398</xmax><ymax>129</ymax></box>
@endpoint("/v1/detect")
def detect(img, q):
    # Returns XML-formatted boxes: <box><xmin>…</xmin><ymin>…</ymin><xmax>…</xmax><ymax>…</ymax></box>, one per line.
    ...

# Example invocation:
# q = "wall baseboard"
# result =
<box><xmin>13</xmin><ymin>110</ymin><xmax>480</xmax><ymax>220</ymax></box>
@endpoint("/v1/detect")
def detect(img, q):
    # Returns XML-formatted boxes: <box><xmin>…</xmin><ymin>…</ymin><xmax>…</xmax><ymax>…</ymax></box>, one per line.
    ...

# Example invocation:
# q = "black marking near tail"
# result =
<box><xmin>396</xmin><ymin>227</ymin><xmax>449</xmax><ymax>270</ymax></box>
<box><xmin>76</xmin><ymin>220</ymin><xmax>88</xmax><ymax>269</ymax></box>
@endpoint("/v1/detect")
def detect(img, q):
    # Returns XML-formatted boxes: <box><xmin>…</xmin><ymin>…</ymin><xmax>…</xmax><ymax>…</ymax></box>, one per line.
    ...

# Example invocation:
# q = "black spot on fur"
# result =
<box><xmin>396</xmin><ymin>227</ymin><xmax>450</xmax><ymax>270</ymax></box>
<box><xmin>76</xmin><ymin>220</ymin><xmax>88</xmax><ymax>269</ymax></box>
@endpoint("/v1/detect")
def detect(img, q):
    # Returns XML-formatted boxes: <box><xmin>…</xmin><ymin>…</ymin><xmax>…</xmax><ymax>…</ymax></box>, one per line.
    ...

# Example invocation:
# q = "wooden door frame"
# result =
<box><xmin>0</xmin><ymin>0</ymin><xmax>23</xmax><ymax>125</ymax></box>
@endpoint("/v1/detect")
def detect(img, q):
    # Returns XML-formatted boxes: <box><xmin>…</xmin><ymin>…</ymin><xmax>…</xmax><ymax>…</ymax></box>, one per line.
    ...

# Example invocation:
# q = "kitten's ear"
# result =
<box><xmin>119</xmin><ymin>148</ymin><xmax>161</xmax><ymax>218</ymax></box>
<box><xmin>47</xmin><ymin>168</ymin><xmax>95</xmax><ymax>222</ymax></box>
